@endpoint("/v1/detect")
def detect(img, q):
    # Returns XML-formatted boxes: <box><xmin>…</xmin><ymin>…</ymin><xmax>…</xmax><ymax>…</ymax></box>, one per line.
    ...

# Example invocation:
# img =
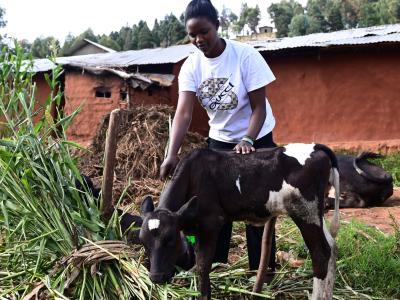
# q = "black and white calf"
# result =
<box><xmin>139</xmin><ymin>144</ymin><xmax>340</xmax><ymax>300</ymax></box>
<box><xmin>326</xmin><ymin>152</ymin><xmax>393</xmax><ymax>208</ymax></box>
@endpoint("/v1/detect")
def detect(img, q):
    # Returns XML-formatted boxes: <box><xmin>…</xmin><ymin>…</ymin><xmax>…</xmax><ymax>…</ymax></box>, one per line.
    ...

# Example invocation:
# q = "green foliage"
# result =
<box><xmin>98</xmin><ymin>35</ymin><xmax>121</xmax><ymax>51</ymax></box>
<box><xmin>0</xmin><ymin>6</ymin><xmax>6</xmax><ymax>28</ymax></box>
<box><xmin>0</xmin><ymin>43</ymin><xmax>199</xmax><ymax>300</ymax></box>
<box><xmin>268</xmin><ymin>0</ymin><xmax>304</xmax><ymax>37</ymax></box>
<box><xmin>137</xmin><ymin>22</ymin><xmax>154</xmax><ymax>49</ymax></box>
<box><xmin>220</xmin><ymin>6</ymin><xmax>232</xmax><ymax>38</ymax></box>
<box><xmin>337</xmin><ymin>221</ymin><xmax>400</xmax><ymax>297</ymax></box>
<box><xmin>156</xmin><ymin>14</ymin><xmax>186</xmax><ymax>47</ymax></box>
<box><xmin>358</xmin><ymin>0</ymin><xmax>381</xmax><ymax>27</ymax></box>
<box><xmin>288</xmin><ymin>14</ymin><xmax>311</xmax><ymax>36</ymax></box>
<box><xmin>232</xmin><ymin>3</ymin><xmax>262</xmax><ymax>35</ymax></box>
<box><xmin>30</xmin><ymin>36</ymin><xmax>60</xmax><ymax>58</ymax></box>
<box><xmin>60</xmin><ymin>32</ymin><xmax>76</xmax><ymax>56</ymax></box>
<box><xmin>340</xmin><ymin>0</ymin><xmax>360</xmax><ymax>28</ymax></box>
<box><xmin>246</xmin><ymin>5</ymin><xmax>261</xmax><ymax>34</ymax></box>
<box><xmin>326</xmin><ymin>0</ymin><xmax>345</xmax><ymax>31</ymax></box>
<box><xmin>269</xmin><ymin>0</ymin><xmax>400</xmax><ymax>37</ymax></box>
<box><xmin>277</xmin><ymin>218</ymin><xmax>400</xmax><ymax>298</ymax></box>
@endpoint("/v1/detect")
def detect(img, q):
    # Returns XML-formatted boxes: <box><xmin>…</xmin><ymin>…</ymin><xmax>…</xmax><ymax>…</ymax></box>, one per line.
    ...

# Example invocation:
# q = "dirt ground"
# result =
<box><xmin>326</xmin><ymin>187</ymin><xmax>400</xmax><ymax>235</ymax></box>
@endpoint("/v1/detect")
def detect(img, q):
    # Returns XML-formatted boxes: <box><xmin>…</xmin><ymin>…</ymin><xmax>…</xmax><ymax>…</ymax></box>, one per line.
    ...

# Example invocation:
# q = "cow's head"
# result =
<box><xmin>139</xmin><ymin>196</ymin><xmax>198</xmax><ymax>284</ymax></box>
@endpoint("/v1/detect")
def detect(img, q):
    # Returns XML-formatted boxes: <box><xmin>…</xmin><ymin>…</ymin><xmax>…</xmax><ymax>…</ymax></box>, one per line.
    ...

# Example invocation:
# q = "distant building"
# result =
<box><xmin>64</xmin><ymin>39</ymin><xmax>116</xmax><ymax>56</ymax></box>
<box><xmin>259</xmin><ymin>26</ymin><xmax>273</xmax><ymax>34</ymax></box>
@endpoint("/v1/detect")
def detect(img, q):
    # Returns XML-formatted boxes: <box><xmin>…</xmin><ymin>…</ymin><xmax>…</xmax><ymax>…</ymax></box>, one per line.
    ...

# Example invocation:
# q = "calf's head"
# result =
<box><xmin>139</xmin><ymin>196</ymin><xmax>197</xmax><ymax>284</ymax></box>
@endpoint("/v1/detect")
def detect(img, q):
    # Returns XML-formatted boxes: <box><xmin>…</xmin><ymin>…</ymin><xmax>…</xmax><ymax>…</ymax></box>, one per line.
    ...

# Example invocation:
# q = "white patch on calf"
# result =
<box><xmin>235</xmin><ymin>175</ymin><xmax>241</xmax><ymax>194</ymax></box>
<box><xmin>267</xmin><ymin>181</ymin><xmax>320</xmax><ymax>226</ymax></box>
<box><xmin>284</xmin><ymin>143</ymin><xmax>315</xmax><ymax>165</ymax></box>
<box><xmin>328</xmin><ymin>186</ymin><xmax>336</xmax><ymax>199</ymax></box>
<box><xmin>148</xmin><ymin>219</ymin><xmax>160</xmax><ymax>231</ymax></box>
<box><xmin>311</xmin><ymin>219</ymin><xmax>336</xmax><ymax>300</ymax></box>
<box><xmin>266</xmin><ymin>181</ymin><xmax>298</xmax><ymax>214</ymax></box>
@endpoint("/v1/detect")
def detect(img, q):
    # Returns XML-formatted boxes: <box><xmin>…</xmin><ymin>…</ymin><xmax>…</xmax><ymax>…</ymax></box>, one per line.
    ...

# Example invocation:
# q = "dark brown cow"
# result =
<box><xmin>326</xmin><ymin>152</ymin><xmax>393</xmax><ymax>208</ymax></box>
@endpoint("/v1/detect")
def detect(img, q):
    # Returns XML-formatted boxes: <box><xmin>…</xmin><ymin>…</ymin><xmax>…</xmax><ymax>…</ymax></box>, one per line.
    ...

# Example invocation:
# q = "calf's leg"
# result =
<box><xmin>195</xmin><ymin>231</ymin><xmax>219</xmax><ymax>300</ymax></box>
<box><xmin>293</xmin><ymin>217</ymin><xmax>337</xmax><ymax>300</ymax></box>
<box><xmin>252</xmin><ymin>217</ymin><xmax>277</xmax><ymax>296</ymax></box>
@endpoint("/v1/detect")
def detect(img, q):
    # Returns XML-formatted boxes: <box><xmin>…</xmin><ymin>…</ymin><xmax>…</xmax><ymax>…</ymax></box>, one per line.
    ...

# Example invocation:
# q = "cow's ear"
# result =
<box><xmin>140</xmin><ymin>196</ymin><xmax>154</xmax><ymax>216</ymax></box>
<box><xmin>177</xmin><ymin>196</ymin><xmax>198</xmax><ymax>229</ymax></box>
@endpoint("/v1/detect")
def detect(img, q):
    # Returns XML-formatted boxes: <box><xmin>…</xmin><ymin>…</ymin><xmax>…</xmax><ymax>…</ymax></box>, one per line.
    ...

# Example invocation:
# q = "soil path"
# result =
<box><xmin>326</xmin><ymin>188</ymin><xmax>400</xmax><ymax>235</ymax></box>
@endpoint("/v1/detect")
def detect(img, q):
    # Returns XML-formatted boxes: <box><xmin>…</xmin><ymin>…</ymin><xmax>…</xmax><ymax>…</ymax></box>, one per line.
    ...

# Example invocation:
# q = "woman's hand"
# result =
<box><xmin>234</xmin><ymin>140</ymin><xmax>255</xmax><ymax>154</ymax></box>
<box><xmin>160</xmin><ymin>155</ymin><xmax>179</xmax><ymax>180</ymax></box>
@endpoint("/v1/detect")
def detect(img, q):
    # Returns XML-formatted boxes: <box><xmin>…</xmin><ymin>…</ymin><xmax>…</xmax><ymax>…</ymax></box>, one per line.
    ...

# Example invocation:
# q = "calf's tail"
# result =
<box><xmin>315</xmin><ymin>144</ymin><xmax>340</xmax><ymax>238</ymax></box>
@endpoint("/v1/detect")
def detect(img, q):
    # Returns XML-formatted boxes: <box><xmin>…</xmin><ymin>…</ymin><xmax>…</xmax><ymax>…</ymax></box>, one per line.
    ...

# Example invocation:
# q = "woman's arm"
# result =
<box><xmin>233</xmin><ymin>86</ymin><xmax>266</xmax><ymax>154</ymax></box>
<box><xmin>160</xmin><ymin>91</ymin><xmax>196</xmax><ymax>179</ymax></box>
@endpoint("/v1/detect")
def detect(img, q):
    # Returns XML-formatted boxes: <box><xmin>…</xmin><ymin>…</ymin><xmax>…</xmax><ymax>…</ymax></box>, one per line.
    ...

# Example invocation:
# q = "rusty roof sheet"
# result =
<box><xmin>249</xmin><ymin>23</ymin><xmax>400</xmax><ymax>51</ymax></box>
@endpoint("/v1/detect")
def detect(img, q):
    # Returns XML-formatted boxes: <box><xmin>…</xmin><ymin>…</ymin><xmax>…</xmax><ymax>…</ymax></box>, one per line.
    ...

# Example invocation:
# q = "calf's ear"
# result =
<box><xmin>141</xmin><ymin>196</ymin><xmax>155</xmax><ymax>216</ymax></box>
<box><xmin>177</xmin><ymin>196</ymin><xmax>198</xmax><ymax>229</ymax></box>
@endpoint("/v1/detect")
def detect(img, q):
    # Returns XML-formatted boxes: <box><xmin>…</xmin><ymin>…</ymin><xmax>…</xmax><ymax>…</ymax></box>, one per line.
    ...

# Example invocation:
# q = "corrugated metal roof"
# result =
<box><xmin>249</xmin><ymin>23</ymin><xmax>400</xmax><ymax>51</ymax></box>
<box><xmin>31</xmin><ymin>24</ymin><xmax>400</xmax><ymax>73</ymax></box>
<box><xmin>63</xmin><ymin>43</ymin><xmax>195</xmax><ymax>67</ymax></box>
<box><xmin>32</xmin><ymin>43</ymin><xmax>196</xmax><ymax>73</ymax></box>
<box><xmin>31</xmin><ymin>58</ymin><xmax>57</xmax><ymax>73</ymax></box>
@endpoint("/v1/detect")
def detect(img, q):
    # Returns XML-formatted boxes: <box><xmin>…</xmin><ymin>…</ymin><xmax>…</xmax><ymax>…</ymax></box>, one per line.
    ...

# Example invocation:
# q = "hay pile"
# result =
<box><xmin>78</xmin><ymin>105</ymin><xmax>206</xmax><ymax>205</ymax></box>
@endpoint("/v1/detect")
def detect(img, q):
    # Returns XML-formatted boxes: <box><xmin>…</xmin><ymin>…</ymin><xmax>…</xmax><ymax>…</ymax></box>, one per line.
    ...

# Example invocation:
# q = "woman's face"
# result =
<box><xmin>186</xmin><ymin>17</ymin><xmax>223</xmax><ymax>58</ymax></box>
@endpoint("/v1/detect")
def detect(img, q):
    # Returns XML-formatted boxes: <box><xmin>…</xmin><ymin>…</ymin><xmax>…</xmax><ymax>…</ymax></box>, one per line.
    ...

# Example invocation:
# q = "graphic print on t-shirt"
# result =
<box><xmin>198</xmin><ymin>78</ymin><xmax>238</xmax><ymax>111</ymax></box>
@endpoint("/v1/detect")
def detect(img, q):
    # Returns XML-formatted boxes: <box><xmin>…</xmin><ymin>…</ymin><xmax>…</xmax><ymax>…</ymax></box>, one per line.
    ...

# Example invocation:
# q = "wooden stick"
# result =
<box><xmin>101</xmin><ymin>109</ymin><xmax>120</xmax><ymax>223</ymax></box>
<box><xmin>252</xmin><ymin>217</ymin><xmax>277</xmax><ymax>297</ymax></box>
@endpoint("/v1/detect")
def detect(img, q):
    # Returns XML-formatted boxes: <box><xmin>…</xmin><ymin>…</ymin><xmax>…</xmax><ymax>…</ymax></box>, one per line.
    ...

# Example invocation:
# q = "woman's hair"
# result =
<box><xmin>184</xmin><ymin>0</ymin><xmax>219</xmax><ymax>24</ymax></box>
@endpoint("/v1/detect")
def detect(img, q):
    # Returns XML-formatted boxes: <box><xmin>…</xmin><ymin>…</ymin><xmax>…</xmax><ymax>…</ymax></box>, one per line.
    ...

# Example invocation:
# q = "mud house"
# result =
<box><xmin>32</xmin><ymin>24</ymin><xmax>400</xmax><ymax>151</ymax></box>
<box><xmin>32</xmin><ymin>44</ymin><xmax>206</xmax><ymax>144</ymax></box>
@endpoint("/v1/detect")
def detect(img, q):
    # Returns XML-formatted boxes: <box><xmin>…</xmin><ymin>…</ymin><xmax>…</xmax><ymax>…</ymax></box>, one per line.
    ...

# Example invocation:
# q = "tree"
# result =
<box><xmin>78</xmin><ymin>28</ymin><xmax>98</xmax><ymax>42</ymax></box>
<box><xmin>31</xmin><ymin>36</ymin><xmax>60</xmax><ymax>58</ymax></box>
<box><xmin>19</xmin><ymin>39</ymin><xmax>32</xmax><ymax>53</ymax></box>
<box><xmin>60</xmin><ymin>33</ymin><xmax>76</xmax><ymax>56</ymax></box>
<box><xmin>268</xmin><ymin>0</ymin><xmax>304</xmax><ymax>37</ymax></box>
<box><xmin>326</xmin><ymin>0</ymin><xmax>344</xmax><ymax>31</ymax></box>
<box><xmin>234</xmin><ymin>3</ymin><xmax>249</xmax><ymax>35</ymax></box>
<box><xmin>246</xmin><ymin>5</ymin><xmax>261</xmax><ymax>34</ymax></box>
<box><xmin>288</xmin><ymin>14</ymin><xmax>310</xmax><ymax>36</ymax></box>
<box><xmin>358</xmin><ymin>0</ymin><xmax>380</xmax><ymax>27</ymax></box>
<box><xmin>137</xmin><ymin>22</ymin><xmax>154</xmax><ymax>49</ymax></box>
<box><xmin>0</xmin><ymin>6</ymin><xmax>6</xmax><ymax>28</ymax></box>
<box><xmin>118</xmin><ymin>26</ymin><xmax>135</xmax><ymax>50</ymax></box>
<box><xmin>220</xmin><ymin>6</ymin><xmax>231</xmax><ymax>38</ymax></box>
<box><xmin>376</xmin><ymin>0</ymin><xmax>400</xmax><ymax>24</ymax></box>
<box><xmin>340</xmin><ymin>0</ymin><xmax>360</xmax><ymax>28</ymax></box>
<box><xmin>0</xmin><ymin>6</ymin><xmax>7</xmax><ymax>43</ymax></box>
<box><xmin>158</xmin><ymin>14</ymin><xmax>186</xmax><ymax>47</ymax></box>
<box><xmin>306</xmin><ymin>0</ymin><xmax>330</xmax><ymax>33</ymax></box>
<box><xmin>152</xmin><ymin>19</ymin><xmax>161</xmax><ymax>47</ymax></box>
<box><xmin>98</xmin><ymin>35</ymin><xmax>121</xmax><ymax>51</ymax></box>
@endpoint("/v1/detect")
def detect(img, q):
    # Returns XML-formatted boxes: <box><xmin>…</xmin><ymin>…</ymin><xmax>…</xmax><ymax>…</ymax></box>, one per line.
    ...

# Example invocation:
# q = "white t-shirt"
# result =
<box><xmin>179</xmin><ymin>39</ymin><xmax>276</xmax><ymax>143</ymax></box>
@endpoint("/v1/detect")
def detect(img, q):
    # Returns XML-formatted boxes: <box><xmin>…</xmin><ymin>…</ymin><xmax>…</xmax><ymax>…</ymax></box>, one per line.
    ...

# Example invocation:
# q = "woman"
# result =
<box><xmin>160</xmin><ymin>0</ymin><xmax>277</xmax><ymax>272</ymax></box>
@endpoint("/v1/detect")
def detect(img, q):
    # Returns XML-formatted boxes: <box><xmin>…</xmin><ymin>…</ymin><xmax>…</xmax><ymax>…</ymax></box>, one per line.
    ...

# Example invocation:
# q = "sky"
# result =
<box><xmin>0</xmin><ymin>0</ymin><xmax>306</xmax><ymax>44</ymax></box>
